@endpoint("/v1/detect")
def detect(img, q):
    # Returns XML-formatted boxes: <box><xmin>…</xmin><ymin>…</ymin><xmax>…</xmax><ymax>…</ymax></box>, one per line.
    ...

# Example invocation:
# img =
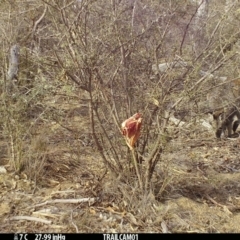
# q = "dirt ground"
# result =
<box><xmin>1</xmin><ymin>96</ymin><xmax>240</xmax><ymax>233</ymax></box>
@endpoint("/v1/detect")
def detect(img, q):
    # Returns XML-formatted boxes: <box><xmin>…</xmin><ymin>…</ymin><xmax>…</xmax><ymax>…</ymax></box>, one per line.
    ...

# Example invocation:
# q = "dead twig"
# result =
<box><xmin>34</xmin><ymin>198</ymin><xmax>97</xmax><ymax>208</ymax></box>
<box><xmin>71</xmin><ymin>210</ymin><xmax>79</xmax><ymax>233</ymax></box>
<box><xmin>9</xmin><ymin>216</ymin><xmax>52</xmax><ymax>224</ymax></box>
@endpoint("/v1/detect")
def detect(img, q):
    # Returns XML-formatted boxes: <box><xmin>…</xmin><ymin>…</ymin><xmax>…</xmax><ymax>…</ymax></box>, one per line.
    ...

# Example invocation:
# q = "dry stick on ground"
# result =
<box><xmin>71</xmin><ymin>210</ymin><xmax>79</xmax><ymax>233</ymax></box>
<box><xmin>9</xmin><ymin>216</ymin><xmax>52</xmax><ymax>224</ymax></box>
<box><xmin>34</xmin><ymin>198</ymin><xmax>97</xmax><ymax>208</ymax></box>
<box><xmin>205</xmin><ymin>194</ymin><xmax>232</xmax><ymax>215</ymax></box>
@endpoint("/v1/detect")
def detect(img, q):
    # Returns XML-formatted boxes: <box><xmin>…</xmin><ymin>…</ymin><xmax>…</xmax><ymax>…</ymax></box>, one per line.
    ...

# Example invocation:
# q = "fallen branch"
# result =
<box><xmin>9</xmin><ymin>216</ymin><xmax>51</xmax><ymax>224</ymax></box>
<box><xmin>34</xmin><ymin>198</ymin><xmax>97</xmax><ymax>208</ymax></box>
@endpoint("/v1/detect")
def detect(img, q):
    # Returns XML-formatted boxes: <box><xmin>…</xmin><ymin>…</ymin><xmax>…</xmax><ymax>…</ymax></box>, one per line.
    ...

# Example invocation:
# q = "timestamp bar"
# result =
<box><xmin>3</xmin><ymin>233</ymin><xmax>141</xmax><ymax>240</ymax></box>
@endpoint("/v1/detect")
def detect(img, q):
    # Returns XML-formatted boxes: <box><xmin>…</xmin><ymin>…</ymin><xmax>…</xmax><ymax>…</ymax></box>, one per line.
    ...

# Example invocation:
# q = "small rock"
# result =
<box><xmin>15</xmin><ymin>175</ymin><xmax>20</xmax><ymax>180</ymax></box>
<box><xmin>0</xmin><ymin>166</ymin><xmax>7</xmax><ymax>174</ymax></box>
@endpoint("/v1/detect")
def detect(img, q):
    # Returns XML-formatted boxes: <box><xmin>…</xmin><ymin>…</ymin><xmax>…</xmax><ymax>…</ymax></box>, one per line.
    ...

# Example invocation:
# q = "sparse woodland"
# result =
<box><xmin>1</xmin><ymin>0</ymin><xmax>240</xmax><ymax>233</ymax></box>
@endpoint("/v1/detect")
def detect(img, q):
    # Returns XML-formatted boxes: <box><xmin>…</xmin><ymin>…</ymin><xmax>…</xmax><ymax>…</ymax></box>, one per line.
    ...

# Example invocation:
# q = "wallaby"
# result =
<box><xmin>207</xmin><ymin>77</ymin><xmax>240</xmax><ymax>138</ymax></box>
<box><xmin>212</xmin><ymin>104</ymin><xmax>240</xmax><ymax>138</ymax></box>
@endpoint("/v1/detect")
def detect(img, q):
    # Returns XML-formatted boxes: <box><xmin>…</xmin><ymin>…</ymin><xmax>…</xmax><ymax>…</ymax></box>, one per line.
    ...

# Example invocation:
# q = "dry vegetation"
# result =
<box><xmin>0</xmin><ymin>0</ymin><xmax>240</xmax><ymax>233</ymax></box>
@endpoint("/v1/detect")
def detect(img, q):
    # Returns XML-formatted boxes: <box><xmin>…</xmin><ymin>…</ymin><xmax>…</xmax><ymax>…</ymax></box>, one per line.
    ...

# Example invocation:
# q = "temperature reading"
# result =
<box><xmin>19</xmin><ymin>234</ymin><xmax>28</xmax><ymax>240</ymax></box>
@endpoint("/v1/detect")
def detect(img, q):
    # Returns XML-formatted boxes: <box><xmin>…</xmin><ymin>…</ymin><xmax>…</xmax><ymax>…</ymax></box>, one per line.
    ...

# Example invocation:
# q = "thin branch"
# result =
<box><xmin>32</xmin><ymin>4</ymin><xmax>48</xmax><ymax>33</ymax></box>
<box><xmin>131</xmin><ymin>148</ymin><xmax>143</xmax><ymax>190</ymax></box>
<box><xmin>180</xmin><ymin>0</ymin><xmax>205</xmax><ymax>55</ymax></box>
<box><xmin>94</xmin><ymin>109</ymin><xmax>122</xmax><ymax>171</ymax></box>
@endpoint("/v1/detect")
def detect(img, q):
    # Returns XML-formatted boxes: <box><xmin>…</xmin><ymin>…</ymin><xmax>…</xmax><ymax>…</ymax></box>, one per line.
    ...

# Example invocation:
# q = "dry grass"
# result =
<box><xmin>0</xmin><ymin>87</ymin><xmax>240</xmax><ymax>233</ymax></box>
